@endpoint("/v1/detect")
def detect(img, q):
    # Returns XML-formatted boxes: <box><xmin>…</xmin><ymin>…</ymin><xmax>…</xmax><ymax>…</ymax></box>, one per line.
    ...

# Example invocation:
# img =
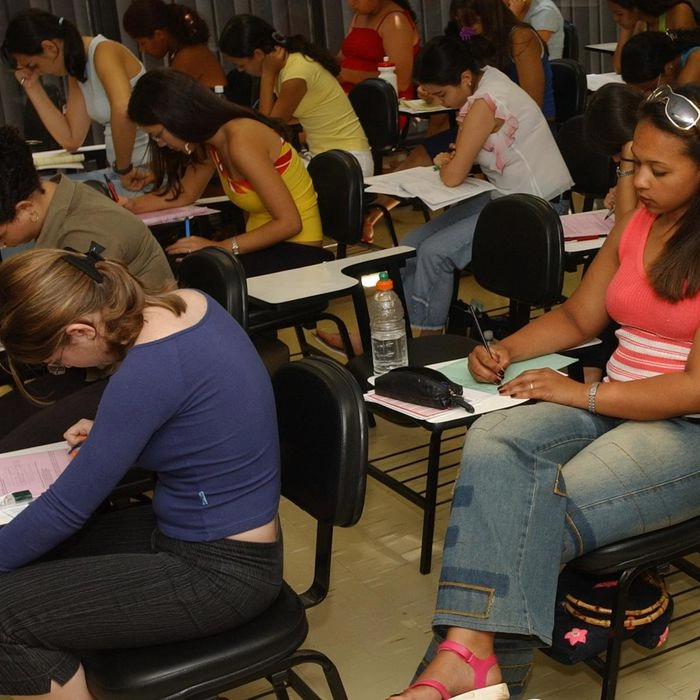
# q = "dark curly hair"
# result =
<box><xmin>0</xmin><ymin>126</ymin><xmax>42</xmax><ymax>224</ymax></box>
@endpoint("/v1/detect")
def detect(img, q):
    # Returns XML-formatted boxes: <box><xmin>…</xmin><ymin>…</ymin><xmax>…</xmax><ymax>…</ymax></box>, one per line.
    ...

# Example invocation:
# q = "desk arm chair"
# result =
<box><xmin>177</xmin><ymin>247</ymin><xmax>289</xmax><ymax>375</ymax></box>
<box><xmin>543</xmin><ymin>514</ymin><xmax>700</xmax><ymax>700</ymax></box>
<box><xmin>563</xmin><ymin>20</ymin><xmax>580</xmax><ymax>61</ymax></box>
<box><xmin>551</xmin><ymin>58</ymin><xmax>588</xmax><ymax>129</ymax></box>
<box><xmin>556</xmin><ymin>115</ymin><xmax>616</xmax><ymax>212</ymax></box>
<box><xmin>248</xmin><ymin>150</ymin><xmax>365</xmax><ymax>359</ymax></box>
<box><xmin>468</xmin><ymin>193</ymin><xmax>566</xmax><ymax>332</ymax></box>
<box><xmin>81</xmin><ymin>356</ymin><xmax>368</xmax><ymax>700</ymax></box>
<box><xmin>349</xmin><ymin>78</ymin><xmax>407</xmax><ymax>246</ymax></box>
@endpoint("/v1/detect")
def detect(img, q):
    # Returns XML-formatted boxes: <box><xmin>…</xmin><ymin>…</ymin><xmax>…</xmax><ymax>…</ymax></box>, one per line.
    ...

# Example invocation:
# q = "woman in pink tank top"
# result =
<box><xmin>390</xmin><ymin>84</ymin><xmax>700</xmax><ymax>700</ymax></box>
<box><xmin>337</xmin><ymin>0</ymin><xmax>420</xmax><ymax>99</ymax></box>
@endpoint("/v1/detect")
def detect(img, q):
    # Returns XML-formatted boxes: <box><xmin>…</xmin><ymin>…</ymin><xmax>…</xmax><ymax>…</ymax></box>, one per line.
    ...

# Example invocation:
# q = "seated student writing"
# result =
<box><xmin>122</xmin><ymin>68</ymin><xmax>328</xmax><ymax>277</ymax></box>
<box><xmin>390</xmin><ymin>83</ymin><xmax>700</xmax><ymax>700</ymax></box>
<box><xmin>1</xmin><ymin>9</ymin><xmax>151</xmax><ymax>191</ymax></box>
<box><xmin>218</xmin><ymin>13</ymin><xmax>374</xmax><ymax>177</ymax></box>
<box><xmin>0</xmin><ymin>247</ymin><xmax>282</xmax><ymax>700</ymax></box>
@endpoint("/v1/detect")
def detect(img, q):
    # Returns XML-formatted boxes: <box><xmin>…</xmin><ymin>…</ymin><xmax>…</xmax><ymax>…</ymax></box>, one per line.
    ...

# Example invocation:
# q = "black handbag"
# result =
<box><xmin>374</xmin><ymin>366</ymin><xmax>474</xmax><ymax>413</ymax></box>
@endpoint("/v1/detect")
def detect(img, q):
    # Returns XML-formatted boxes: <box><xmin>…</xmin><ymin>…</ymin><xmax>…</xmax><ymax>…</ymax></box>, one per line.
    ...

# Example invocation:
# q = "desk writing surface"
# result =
<box><xmin>585</xmin><ymin>42</ymin><xmax>617</xmax><ymax>54</ymax></box>
<box><xmin>587</xmin><ymin>72</ymin><xmax>624</xmax><ymax>92</ymax></box>
<box><xmin>247</xmin><ymin>246</ymin><xmax>416</xmax><ymax>306</ymax></box>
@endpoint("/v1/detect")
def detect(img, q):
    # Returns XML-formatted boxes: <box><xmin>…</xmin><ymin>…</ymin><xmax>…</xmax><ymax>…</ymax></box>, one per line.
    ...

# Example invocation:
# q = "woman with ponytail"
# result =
<box><xmin>219</xmin><ymin>14</ymin><xmax>372</xmax><ymax>176</ymax></box>
<box><xmin>1</xmin><ymin>8</ymin><xmax>151</xmax><ymax>191</ymax></box>
<box><xmin>122</xmin><ymin>0</ymin><xmax>226</xmax><ymax>89</ymax></box>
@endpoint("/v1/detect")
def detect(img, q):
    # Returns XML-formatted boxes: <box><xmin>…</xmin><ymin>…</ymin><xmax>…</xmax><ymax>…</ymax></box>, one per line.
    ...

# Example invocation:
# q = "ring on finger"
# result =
<box><xmin>529</xmin><ymin>382</ymin><xmax>534</xmax><ymax>390</ymax></box>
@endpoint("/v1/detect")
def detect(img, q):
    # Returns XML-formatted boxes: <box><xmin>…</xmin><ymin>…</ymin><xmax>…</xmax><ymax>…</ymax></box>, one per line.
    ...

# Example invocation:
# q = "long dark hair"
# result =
<box><xmin>583</xmin><ymin>83</ymin><xmax>645</xmax><ymax>156</ymax></box>
<box><xmin>128</xmin><ymin>68</ymin><xmax>287</xmax><ymax>197</ymax></box>
<box><xmin>1</xmin><ymin>8</ymin><xmax>87</xmax><ymax>81</ymax></box>
<box><xmin>621</xmin><ymin>29</ymin><xmax>700</xmax><ymax>84</ymax></box>
<box><xmin>447</xmin><ymin>0</ymin><xmax>544</xmax><ymax>72</ymax></box>
<box><xmin>219</xmin><ymin>14</ymin><xmax>339</xmax><ymax>76</ymax></box>
<box><xmin>413</xmin><ymin>35</ymin><xmax>483</xmax><ymax>86</ymax></box>
<box><xmin>122</xmin><ymin>0</ymin><xmax>210</xmax><ymax>46</ymax></box>
<box><xmin>0</xmin><ymin>126</ymin><xmax>42</xmax><ymax>224</ymax></box>
<box><xmin>638</xmin><ymin>83</ymin><xmax>700</xmax><ymax>300</ymax></box>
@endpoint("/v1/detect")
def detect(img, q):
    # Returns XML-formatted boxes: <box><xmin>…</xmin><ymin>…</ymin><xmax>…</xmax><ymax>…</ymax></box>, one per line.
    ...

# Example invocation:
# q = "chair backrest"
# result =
<box><xmin>562</xmin><ymin>20</ymin><xmax>579</xmax><ymax>61</ymax></box>
<box><xmin>471</xmin><ymin>193</ymin><xmax>565</xmax><ymax>331</ymax></box>
<box><xmin>556</xmin><ymin>115</ymin><xmax>616</xmax><ymax>210</ymax></box>
<box><xmin>82</xmin><ymin>179</ymin><xmax>112</xmax><ymax>198</ymax></box>
<box><xmin>177</xmin><ymin>247</ymin><xmax>248</xmax><ymax>330</ymax></box>
<box><xmin>307</xmin><ymin>149</ymin><xmax>364</xmax><ymax>258</ymax></box>
<box><xmin>273</xmin><ymin>355</ymin><xmax>368</xmax><ymax>604</ymax></box>
<box><xmin>349</xmin><ymin>78</ymin><xmax>400</xmax><ymax>174</ymax></box>
<box><xmin>551</xmin><ymin>58</ymin><xmax>587</xmax><ymax>126</ymax></box>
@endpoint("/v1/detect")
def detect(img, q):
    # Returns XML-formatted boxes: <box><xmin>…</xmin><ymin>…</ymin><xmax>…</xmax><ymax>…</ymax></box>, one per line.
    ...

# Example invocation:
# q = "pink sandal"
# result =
<box><xmin>405</xmin><ymin>640</ymin><xmax>510</xmax><ymax>699</ymax></box>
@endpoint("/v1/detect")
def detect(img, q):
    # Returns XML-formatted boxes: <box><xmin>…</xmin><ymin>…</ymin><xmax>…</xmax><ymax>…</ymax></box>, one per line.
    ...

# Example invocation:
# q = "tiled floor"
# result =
<box><xmin>219</xmin><ymin>205</ymin><xmax>700</xmax><ymax>699</ymax></box>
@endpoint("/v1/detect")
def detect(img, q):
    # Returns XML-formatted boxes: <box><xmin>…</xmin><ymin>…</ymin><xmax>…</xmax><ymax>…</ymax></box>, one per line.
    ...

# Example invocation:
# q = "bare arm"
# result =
<box><xmin>510</xmin><ymin>27</ymin><xmax>545</xmax><ymax>108</ymax></box>
<box><xmin>613</xmin><ymin>25</ymin><xmax>634</xmax><ymax>74</ymax></box>
<box><xmin>123</xmin><ymin>160</ymin><xmax>215</xmax><ymax>214</ymax></box>
<box><xmin>378</xmin><ymin>12</ymin><xmax>418</xmax><ymax>94</ymax></box>
<box><xmin>259</xmin><ymin>48</ymin><xmax>307</xmax><ymax>123</ymax></box>
<box><xmin>438</xmin><ymin>99</ymin><xmax>496</xmax><ymax>187</ymax></box>
<box><xmin>18</xmin><ymin>69</ymin><xmax>91</xmax><ymax>151</ymax></box>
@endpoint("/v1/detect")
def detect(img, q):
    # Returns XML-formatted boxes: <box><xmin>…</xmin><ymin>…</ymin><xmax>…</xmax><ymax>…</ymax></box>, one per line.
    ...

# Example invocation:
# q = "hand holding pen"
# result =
<box><xmin>467</xmin><ymin>304</ymin><xmax>507</xmax><ymax>384</ymax></box>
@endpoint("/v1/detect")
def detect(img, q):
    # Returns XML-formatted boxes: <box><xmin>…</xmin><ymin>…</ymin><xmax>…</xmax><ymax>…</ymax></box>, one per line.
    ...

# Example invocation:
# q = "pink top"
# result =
<box><xmin>605</xmin><ymin>207</ymin><xmax>700</xmax><ymax>381</ymax></box>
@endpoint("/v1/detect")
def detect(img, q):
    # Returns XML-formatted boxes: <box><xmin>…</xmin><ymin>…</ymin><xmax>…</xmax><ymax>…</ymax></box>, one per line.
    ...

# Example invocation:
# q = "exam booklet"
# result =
<box><xmin>0</xmin><ymin>442</ymin><xmax>71</xmax><ymax>524</ymax></box>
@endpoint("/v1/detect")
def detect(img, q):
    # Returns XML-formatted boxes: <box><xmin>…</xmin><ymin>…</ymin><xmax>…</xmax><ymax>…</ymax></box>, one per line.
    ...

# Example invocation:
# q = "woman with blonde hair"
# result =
<box><xmin>0</xmin><ymin>246</ymin><xmax>282</xmax><ymax>700</ymax></box>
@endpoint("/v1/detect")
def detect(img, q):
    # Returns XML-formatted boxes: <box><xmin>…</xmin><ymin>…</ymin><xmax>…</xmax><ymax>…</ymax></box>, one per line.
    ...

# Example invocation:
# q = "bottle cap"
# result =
<box><xmin>378</xmin><ymin>56</ymin><xmax>395</xmax><ymax>67</ymax></box>
<box><xmin>376</xmin><ymin>270</ymin><xmax>393</xmax><ymax>290</ymax></box>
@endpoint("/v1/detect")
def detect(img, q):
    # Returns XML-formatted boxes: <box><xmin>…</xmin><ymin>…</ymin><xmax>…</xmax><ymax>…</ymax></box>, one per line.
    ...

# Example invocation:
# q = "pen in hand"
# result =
<box><xmin>103</xmin><ymin>174</ymin><xmax>119</xmax><ymax>202</ymax></box>
<box><xmin>468</xmin><ymin>304</ymin><xmax>503</xmax><ymax>383</ymax></box>
<box><xmin>604</xmin><ymin>206</ymin><xmax>614</xmax><ymax>220</ymax></box>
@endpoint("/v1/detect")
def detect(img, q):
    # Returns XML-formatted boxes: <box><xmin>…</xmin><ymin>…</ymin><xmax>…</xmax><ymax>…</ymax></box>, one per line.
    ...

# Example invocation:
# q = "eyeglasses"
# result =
<box><xmin>647</xmin><ymin>84</ymin><xmax>700</xmax><ymax>131</ymax></box>
<box><xmin>46</xmin><ymin>344</ymin><xmax>66</xmax><ymax>376</ymax></box>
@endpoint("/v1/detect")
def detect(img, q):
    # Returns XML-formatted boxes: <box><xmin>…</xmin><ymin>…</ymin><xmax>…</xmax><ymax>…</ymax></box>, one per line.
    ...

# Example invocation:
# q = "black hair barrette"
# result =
<box><xmin>61</xmin><ymin>241</ymin><xmax>106</xmax><ymax>282</ymax></box>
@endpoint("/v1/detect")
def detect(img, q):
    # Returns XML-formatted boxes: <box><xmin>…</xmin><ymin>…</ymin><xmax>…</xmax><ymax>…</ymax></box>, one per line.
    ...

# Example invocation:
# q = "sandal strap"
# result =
<box><xmin>409</xmin><ymin>679</ymin><xmax>451</xmax><ymax>699</ymax></box>
<box><xmin>437</xmin><ymin>640</ymin><xmax>498</xmax><ymax>689</ymax></box>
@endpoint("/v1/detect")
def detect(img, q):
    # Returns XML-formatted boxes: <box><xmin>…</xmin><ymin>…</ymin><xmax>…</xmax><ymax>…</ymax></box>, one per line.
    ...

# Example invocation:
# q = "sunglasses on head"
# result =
<box><xmin>647</xmin><ymin>84</ymin><xmax>700</xmax><ymax>131</ymax></box>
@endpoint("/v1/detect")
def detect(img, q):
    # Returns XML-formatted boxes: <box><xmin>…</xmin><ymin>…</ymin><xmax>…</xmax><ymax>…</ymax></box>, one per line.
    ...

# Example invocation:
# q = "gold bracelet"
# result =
<box><xmin>587</xmin><ymin>382</ymin><xmax>600</xmax><ymax>414</ymax></box>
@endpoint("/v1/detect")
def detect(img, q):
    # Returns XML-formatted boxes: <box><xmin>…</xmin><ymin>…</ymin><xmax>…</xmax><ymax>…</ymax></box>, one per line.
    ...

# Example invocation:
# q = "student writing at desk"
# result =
<box><xmin>390</xmin><ymin>83</ymin><xmax>700</xmax><ymax>700</ymax></box>
<box><xmin>1</xmin><ymin>9</ymin><xmax>151</xmax><ymax>191</ymax></box>
<box><xmin>122</xmin><ymin>69</ymin><xmax>329</xmax><ymax>277</ymax></box>
<box><xmin>0</xmin><ymin>247</ymin><xmax>282</xmax><ymax>700</ymax></box>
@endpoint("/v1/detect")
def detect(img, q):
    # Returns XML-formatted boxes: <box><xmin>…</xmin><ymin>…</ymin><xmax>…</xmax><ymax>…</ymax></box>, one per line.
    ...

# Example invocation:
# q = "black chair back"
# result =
<box><xmin>307</xmin><ymin>149</ymin><xmax>364</xmax><ymax>258</ymax></box>
<box><xmin>563</xmin><ymin>20</ymin><xmax>579</xmax><ymax>61</ymax></box>
<box><xmin>557</xmin><ymin>115</ymin><xmax>616</xmax><ymax>212</ymax></box>
<box><xmin>83</xmin><ymin>180</ymin><xmax>112</xmax><ymax>198</ymax></box>
<box><xmin>349</xmin><ymin>78</ymin><xmax>400</xmax><ymax>175</ymax></box>
<box><xmin>551</xmin><ymin>58</ymin><xmax>587</xmax><ymax>127</ymax></box>
<box><xmin>177</xmin><ymin>247</ymin><xmax>248</xmax><ymax>330</ymax></box>
<box><xmin>472</xmin><ymin>193</ymin><xmax>565</xmax><ymax>330</ymax></box>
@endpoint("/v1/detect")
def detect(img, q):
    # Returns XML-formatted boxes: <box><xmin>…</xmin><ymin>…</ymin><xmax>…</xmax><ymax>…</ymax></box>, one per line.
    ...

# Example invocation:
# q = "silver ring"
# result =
<box><xmin>529</xmin><ymin>382</ymin><xmax>534</xmax><ymax>390</ymax></box>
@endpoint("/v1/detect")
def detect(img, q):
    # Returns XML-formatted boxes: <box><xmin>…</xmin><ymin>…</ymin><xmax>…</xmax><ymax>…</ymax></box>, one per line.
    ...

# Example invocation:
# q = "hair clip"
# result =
<box><xmin>459</xmin><ymin>26</ymin><xmax>479</xmax><ymax>41</ymax></box>
<box><xmin>61</xmin><ymin>241</ymin><xmax>105</xmax><ymax>282</ymax></box>
<box><xmin>271</xmin><ymin>31</ymin><xmax>287</xmax><ymax>46</ymax></box>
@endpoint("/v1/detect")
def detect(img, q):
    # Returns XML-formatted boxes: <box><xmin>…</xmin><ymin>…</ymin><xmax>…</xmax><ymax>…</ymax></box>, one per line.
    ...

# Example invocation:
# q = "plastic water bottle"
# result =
<box><xmin>377</xmin><ymin>56</ymin><xmax>398</xmax><ymax>95</ymax></box>
<box><xmin>370</xmin><ymin>272</ymin><xmax>408</xmax><ymax>375</ymax></box>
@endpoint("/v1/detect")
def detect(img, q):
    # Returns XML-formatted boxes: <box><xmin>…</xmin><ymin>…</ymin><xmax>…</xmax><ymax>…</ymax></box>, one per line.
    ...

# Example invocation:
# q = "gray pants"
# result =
<box><xmin>0</xmin><ymin>505</ymin><xmax>283</xmax><ymax>695</ymax></box>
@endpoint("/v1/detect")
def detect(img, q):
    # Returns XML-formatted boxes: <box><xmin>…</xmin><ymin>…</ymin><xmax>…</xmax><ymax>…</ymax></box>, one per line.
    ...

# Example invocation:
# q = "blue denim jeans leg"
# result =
<box><xmin>401</xmin><ymin>191</ymin><xmax>495</xmax><ymax>330</ymax></box>
<box><xmin>424</xmin><ymin>401</ymin><xmax>700</xmax><ymax>694</ymax></box>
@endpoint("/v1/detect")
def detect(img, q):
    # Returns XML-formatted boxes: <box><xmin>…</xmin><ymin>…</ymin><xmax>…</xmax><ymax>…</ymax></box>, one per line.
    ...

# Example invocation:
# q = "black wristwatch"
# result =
<box><xmin>112</xmin><ymin>161</ymin><xmax>134</xmax><ymax>176</ymax></box>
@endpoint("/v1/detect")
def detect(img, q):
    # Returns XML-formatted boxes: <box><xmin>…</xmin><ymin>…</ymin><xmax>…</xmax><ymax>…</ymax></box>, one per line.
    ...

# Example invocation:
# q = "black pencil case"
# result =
<box><xmin>374</xmin><ymin>366</ymin><xmax>473</xmax><ymax>412</ymax></box>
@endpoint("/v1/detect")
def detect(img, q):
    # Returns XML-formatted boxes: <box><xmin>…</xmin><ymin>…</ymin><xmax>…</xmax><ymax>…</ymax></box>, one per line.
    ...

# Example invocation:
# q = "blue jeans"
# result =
<box><xmin>401</xmin><ymin>192</ymin><xmax>495</xmax><ymax>331</ymax></box>
<box><xmin>421</xmin><ymin>402</ymin><xmax>700</xmax><ymax>695</ymax></box>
